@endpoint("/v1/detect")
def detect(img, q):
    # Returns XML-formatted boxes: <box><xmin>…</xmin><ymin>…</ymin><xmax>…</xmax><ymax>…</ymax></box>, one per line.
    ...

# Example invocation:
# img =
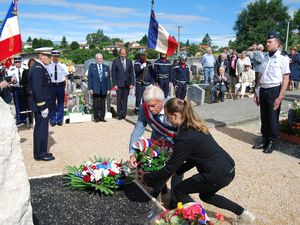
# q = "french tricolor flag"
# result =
<box><xmin>147</xmin><ymin>9</ymin><xmax>178</xmax><ymax>56</ymax></box>
<box><xmin>0</xmin><ymin>0</ymin><xmax>22</xmax><ymax>62</ymax></box>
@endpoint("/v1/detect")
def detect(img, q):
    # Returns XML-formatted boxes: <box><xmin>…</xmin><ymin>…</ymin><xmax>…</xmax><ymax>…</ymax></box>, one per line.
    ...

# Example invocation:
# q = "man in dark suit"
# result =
<box><xmin>210</xmin><ymin>66</ymin><xmax>229</xmax><ymax>103</ymax></box>
<box><xmin>112</xmin><ymin>48</ymin><xmax>134</xmax><ymax>120</ymax></box>
<box><xmin>88</xmin><ymin>53</ymin><xmax>111</xmax><ymax>122</ymax></box>
<box><xmin>29</xmin><ymin>47</ymin><xmax>55</xmax><ymax>161</ymax></box>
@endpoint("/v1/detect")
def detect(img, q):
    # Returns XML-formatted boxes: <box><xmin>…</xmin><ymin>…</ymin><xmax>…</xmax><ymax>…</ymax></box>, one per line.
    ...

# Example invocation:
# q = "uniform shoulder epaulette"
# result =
<box><xmin>35</xmin><ymin>65</ymin><xmax>42</xmax><ymax>68</ymax></box>
<box><xmin>135</xmin><ymin>61</ymin><xmax>142</xmax><ymax>65</ymax></box>
<box><xmin>10</xmin><ymin>67</ymin><xmax>15</xmax><ymax>71</ymax></box>
<box><xmin>281</xmin><ymin>51</ymin><xmax>288</xmax><ymax>56</ymax></box>
<box><xmin>173</xmin><ymin>65</ymin><xmax>179</xmax><ymax>68</ymax></box>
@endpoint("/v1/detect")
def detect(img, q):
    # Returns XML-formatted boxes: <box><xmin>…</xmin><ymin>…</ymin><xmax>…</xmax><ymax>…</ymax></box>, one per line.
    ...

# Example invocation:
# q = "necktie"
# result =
<box><xmin>122</xmin><ymin>59</ymin><xmax>126</xmax><ymax>71</ymax></box>
<box><xmin>18</xmin><ymin>68</ymin><xmax>21</xmax><ymax>83</ymax></box>
<box><xmin>99</xmin><ymin>64</ymin><xmax>102</xmax><ymax>81</ymax></box>
<box><xmin>54</xmin><ymin>64</ymin><xmax>57</xmax><ymax>81</ymax></box>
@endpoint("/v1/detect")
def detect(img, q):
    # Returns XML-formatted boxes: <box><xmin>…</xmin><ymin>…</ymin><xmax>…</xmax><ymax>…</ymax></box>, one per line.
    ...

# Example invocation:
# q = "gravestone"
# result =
<box><xmin>0</xmin><ymin>99</ymin><xmax>33</xmax><ymax>225</ymax></box>
<box><xmin>187</xmin><ymin>84</ymin><xmax>205</xmax><ymax>105</ymax></box>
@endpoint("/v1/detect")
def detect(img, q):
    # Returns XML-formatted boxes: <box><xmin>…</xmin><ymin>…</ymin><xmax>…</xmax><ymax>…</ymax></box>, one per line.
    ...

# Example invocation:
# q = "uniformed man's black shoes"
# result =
<box><xmin>35</xmin><ymin>155</ymin><xmax>55</xmax><ymax>161</ymax></box>
<box><xmin>262</xmin><ymin>141</ymin><xmax>277</xmax><ymax>154</ymax></box>
<box><xmin>252</xmin><ymin>142</ymin><xmax>266</xmax><ymax>149</ymax></box>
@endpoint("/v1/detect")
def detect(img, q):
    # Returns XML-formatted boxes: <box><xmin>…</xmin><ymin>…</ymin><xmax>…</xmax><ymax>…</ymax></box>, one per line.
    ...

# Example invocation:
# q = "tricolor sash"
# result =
<box><xmin>142</xmin><ymin>103</ymin><xmax>177</xmax><ymax>142</ymax></box>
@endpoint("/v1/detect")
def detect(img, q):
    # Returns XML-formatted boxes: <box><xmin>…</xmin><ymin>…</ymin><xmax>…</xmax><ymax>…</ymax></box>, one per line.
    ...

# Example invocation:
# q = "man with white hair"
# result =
<box><xmin>253</xmin><ymin>44</ymin><xmax>265</xmax><ymax>86</ymax></box>
<box><xmin>129</xmin><ymin>85</ymin><xmax>179</xmax><ymax>203</ymax></box>
<box><xmin>88</xmin><ymin>53</ymin><xmax>111</xmax><ymax>122</ymax></box>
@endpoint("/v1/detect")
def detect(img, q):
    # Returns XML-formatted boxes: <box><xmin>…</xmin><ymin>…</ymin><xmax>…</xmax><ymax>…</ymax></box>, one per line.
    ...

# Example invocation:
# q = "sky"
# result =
<box><xmin>0</xmin><ymin>0</ymin><xmax>299</xmax><ymax>47</ymax></box>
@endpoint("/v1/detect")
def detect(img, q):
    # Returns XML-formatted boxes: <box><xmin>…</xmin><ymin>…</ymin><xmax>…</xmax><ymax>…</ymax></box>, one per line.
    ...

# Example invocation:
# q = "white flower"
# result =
<box><xmin>102</xmin><ymin>169</ymin><xmax>110</xmax><ymax>177</ymax></box>
<box><xmin>82</xmin><ymin>171</ymin><xmax>87</xmax><ymax>176</ymax></box>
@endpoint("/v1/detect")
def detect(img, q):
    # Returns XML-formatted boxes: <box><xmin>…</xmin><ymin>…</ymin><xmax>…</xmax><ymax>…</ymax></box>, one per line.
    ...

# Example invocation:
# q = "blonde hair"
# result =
<box><xmin>164</xmin><ymin>98</ymin><xmax>209</xmax><ymax>134</ymax></box>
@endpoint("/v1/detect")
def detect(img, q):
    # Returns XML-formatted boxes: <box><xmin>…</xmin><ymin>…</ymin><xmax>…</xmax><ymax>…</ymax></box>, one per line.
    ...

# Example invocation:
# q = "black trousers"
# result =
<box><xmin>135</xmin><ymin>83</ymin><xmax>146</xmax><ymax>109</ymax></box>
<box><xmin>175</xmin><ymin>83</ymin><xmax>187</xmax><ymax>100</ymax></box>
<box><xmin>116</xmin><ymin>87</ymin><xmax>129</xmax><ymax>118</ymax></box>
<box><xmin>159</xmin><ymin>79</ymin><xmax>170</xmax><ymax>98</ymax></box>
<box><xmin>259</xmin><ymin>86</ymin><xmax>281</xmax><ymax>142</ymax></box>
<box><xmin>172</xmin><ymin>170</ymin><xmax>244</xmax><ymax>215</ymax></box>
<box><xmin>33</xmin><ymin>112</ymin><xmax>50</xmax><ymax>159</ymax></box>
<box><xmin>93</xmin><ymin>94</ymin><xmax>106</xmax><ymax>121</ymax></box>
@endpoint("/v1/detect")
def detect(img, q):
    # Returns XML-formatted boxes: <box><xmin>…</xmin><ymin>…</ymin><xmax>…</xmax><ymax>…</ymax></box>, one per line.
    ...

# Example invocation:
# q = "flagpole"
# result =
<box><xmin>151</xmin><ymin>0</ymin><xmax>154</xmax><ymax>10</ymax></box>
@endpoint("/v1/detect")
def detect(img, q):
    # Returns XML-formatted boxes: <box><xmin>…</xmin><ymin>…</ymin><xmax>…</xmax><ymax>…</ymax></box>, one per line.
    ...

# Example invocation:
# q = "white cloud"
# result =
<box><xmin>20</xmin><ymin>12</ymin><xmax>85</xmax><ymax>21</ymax></box>
<box><xmin>156</xmin><ymin>12</ymin><xmax>210</xmax><ymax>23</ymax></box>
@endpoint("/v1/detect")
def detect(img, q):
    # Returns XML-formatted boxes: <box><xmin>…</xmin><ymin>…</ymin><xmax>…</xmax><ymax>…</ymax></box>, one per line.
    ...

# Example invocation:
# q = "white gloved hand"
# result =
<box><xmin>41</xmin><ymin>108</ymin><xmax>49</xmax><ymax>118</ymax></box>
<box><xmin>140</xmin><ymin>63</ymin><xmax>147</xmax><ymax>69</ymax></box>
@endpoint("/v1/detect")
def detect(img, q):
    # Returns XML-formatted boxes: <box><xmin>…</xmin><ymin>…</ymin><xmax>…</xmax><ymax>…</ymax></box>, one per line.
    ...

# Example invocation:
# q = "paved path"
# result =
<box><xmin>125</xmin><ymin>89</ymin><xmax>300</xmax><ymax>128</ymax></box>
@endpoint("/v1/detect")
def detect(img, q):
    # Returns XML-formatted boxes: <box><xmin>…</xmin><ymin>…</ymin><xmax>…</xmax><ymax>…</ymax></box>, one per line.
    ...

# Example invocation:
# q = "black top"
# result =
<box><xmin>144</xmin><ymin>126</ymin><xmax>235</xmax><ymax>184</ymax></box>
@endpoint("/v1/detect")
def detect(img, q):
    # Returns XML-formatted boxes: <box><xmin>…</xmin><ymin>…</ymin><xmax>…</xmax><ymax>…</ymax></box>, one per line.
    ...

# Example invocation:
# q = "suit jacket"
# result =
<box><xmin>111</xmin><ymin>57</ymin><xmax>134</xmax><ymax>88</ymax></box>
<box><xmin>213</xmin><ymin>72</ymin><xmax>229</xmax><ymax>87</ymax></box>
<box><xmin>88</xmin><ymin>63</ymin><xmax>111</xmax><ymax>95</ymax></box>
<box><xmin>144</xmin><ymin>126</ymin><xmax>235</xmax><ymax>184</ymax></box>
<box><xmin>29</xmin><ymin>61</ymin><xmax>54</xmax><ymax>112</ymax></box>
<box><xmin>215</xmin><ymin>59</ymin><xmax>229</xmax><ymax>74</ymax></box>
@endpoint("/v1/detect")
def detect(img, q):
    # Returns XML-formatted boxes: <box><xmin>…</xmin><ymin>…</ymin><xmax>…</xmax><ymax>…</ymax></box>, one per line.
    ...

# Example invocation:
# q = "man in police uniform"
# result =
<box><xmin>7</xmin><ymin>56</ymin><xmax>28</xmax><ymax>125</ymax></box>
<box><xmin>46</xmin><ymin>50</ymin><xmax>69</xmax><ymax>126</ymax></box>
<box><xmin>134</xmin><ymin>50</ymin><xmax>156</xmax><ymax>114</ymax></box>
<box><xmin>253</xmin><ymin>31</ymin><xmax>290</xmax><ymax>153</ymax></box>
<box><xmin>29</xmin><ymin>47</ymin><xmax>55</xmax><ymax>161</ymax></box>
<box><xmin>172</xmin><ymin>52</ymin><xmax>191</xmax><ymax>100</ymax></box>
<box><xmin>154</xmin><ymin>53</ymin><xmax>172</xmax><ymax>98</ymax></box>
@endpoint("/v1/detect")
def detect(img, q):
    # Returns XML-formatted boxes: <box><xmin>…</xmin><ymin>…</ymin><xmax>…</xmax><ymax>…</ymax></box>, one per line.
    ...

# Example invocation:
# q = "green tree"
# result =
<box><xmin>185</xmin><ymin>39</ymin><xmax>190</xmax><ymax>47</ymax></box>
<box><xmin>27</xmin><ymin>36</ymin><xmax>32</xmax><ymax>42</ymax></box>
<box><xmin>86</xmin><ymin>29</ymin><xmax>110</xmax><ymax>45</ymax></box>
<box><xmin>139</xmin><ymin>35</ymin><xmax>147</xmax><ymax>45</ymax></box>
<box><xmin>69</xmin><ymin>41</ymin><xmax>80</xmax><ymax>50</ymax></box>
<box><xmin>32</xmin><ymin>38</ymin><xmax>54</xmax><ymax>49</ymax></box>
<box><xmin>146</xmin><ymin>49</ymin><xmax>158</xmax><ymax>59</ymax></box>
<box><xmin>187</xmin><ymin>43</ymin><xmax>199</xmax><ymax>57</ymax></box>
<box><xmin>201</xmin><ymin>33</ymin><xmax>212</xmax><ymax>46</ymax></box>
<box><xmin>291</xmin><ymin>9</ymin><xmax>300</xmax><ymax>34</ymax></box>
<box><xmin>61</xmin><ymin>36</ymin><xmax>68</xmax><ymax>49</ymax></box>
<box><xmin>233</xmin><ymin>0</ymin><xmax>290</xmax><ymax>51</ymax></box>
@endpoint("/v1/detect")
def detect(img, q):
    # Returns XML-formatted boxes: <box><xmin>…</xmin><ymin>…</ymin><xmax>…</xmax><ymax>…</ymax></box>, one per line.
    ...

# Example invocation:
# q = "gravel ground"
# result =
<box><xmin>19</xmin><ymin>118</ymin><xmax>300</xmax><ymax>225</ymax></box>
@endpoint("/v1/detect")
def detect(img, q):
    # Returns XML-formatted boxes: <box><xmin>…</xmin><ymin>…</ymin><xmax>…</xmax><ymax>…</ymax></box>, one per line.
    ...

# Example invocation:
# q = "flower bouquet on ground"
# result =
<box><xmin>153</xmin><ymin>202</ymin><xmax>211</xmax><ymax>225</ymax></box>
<box><xmin>65</xmin><ymin>157</ymin><xmax>132</xmax><ymax>195</ymax></box>
<box><xmin>133</xmin><ymin>138</ymin><xmax>174</xmax><ymax>172</ymax></box>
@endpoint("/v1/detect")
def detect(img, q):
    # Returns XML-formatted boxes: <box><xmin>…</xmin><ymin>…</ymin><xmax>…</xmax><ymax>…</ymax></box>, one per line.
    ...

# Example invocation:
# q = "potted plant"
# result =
<box><xmin>279</xmin><ymin>100</ymin><xmax>300</xmax><ymax>145</ymax></box>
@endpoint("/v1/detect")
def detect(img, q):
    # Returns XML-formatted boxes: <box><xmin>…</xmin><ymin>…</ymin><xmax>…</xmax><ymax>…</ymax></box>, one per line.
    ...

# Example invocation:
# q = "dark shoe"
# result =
<box><xmin>252</xmin><ymin>142</ymin><xmax>266</xmax><ymax>149</ymax></box>
<box><xmin>35</xmin><ymin>155</ymin><xmax>55</xmax><ymax>161</ymax></box>
<box><xmin>263</xmin><ymin>141</ymin><xmax>277</xmax><ymax>154</ymax></box>
<box><xmin>95</xmin><ymin>119</ymin><xmax>100</xmax><ymax>123</ymax></box>
<box><xmin>100</xmin><ymin>119</ymin><xmax>107</xmax><ymax>122</ymax></box>
<box><xmin>252</xmin><ymin>138</ymin><xmax>268</xmax><ymax>149</ymax></box>
<box><xmin>57</xmin><ymin>122</ymin><xmax>63</xmax><ymax>126</ymax></box>
<box><xmin>50</xmin><ymin>123</ymin><xmax>56</xmax><ymax>127</ymax></box>
<box><xmin>122</xmin><ymin>116</ymin><xmax>126</xmax><ymax>119</ymax></box>
<box><xmin>117</xmin><ymin>116</ymin><xmax>122</xmax><ymax>120</ymax></box>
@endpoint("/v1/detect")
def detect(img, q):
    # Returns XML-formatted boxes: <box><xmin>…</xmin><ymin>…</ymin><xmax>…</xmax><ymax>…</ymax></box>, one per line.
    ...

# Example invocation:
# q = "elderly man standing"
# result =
<box><xmin>201</xmin><ymin>47</ymin><xmax>215</xmax><ymax>84</ymax></box>
<box><xmin>29</xmin><ymin>47</ymin><xmax>55</xmax><ymax>161</ymax></box>
<box><xmin>88</xmin><ymin>53</ymin><xmax>111</xmax><ymax>122</ymax></box>
<box><xmin>253</xmin><ymin>44</ymin><xmax>265</xmax><ymax>87</ymax></box>
<box><xmin>253</xmin><ymin>32</ymin><xmax>290</xmax><ymax>153</ymax></box>
<box><xmin>46</xmin><ymin>50</ymin><xmax>69</xmax><ymax>126</ymax></box>
<box><xmin>112</xmin><ymin>48</ymin><xmax>134</xmax><ymax>120</ymax></box>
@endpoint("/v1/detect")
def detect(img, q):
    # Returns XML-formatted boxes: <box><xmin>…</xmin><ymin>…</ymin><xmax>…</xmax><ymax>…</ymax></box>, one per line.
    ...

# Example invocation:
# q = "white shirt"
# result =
<box><xmin>7</xmin><ymin>65</ymin><xmax>26</xmax><ymax>87</ymax></box>
<box><xmin>46</xmin><ymin>61</ymin><xmax>68</xmax><ymax>83</ymax></box>
<box><xmin>259</xmin><ymin>50</ymin><xmax>290</xmax><ymax>86</ymax></box>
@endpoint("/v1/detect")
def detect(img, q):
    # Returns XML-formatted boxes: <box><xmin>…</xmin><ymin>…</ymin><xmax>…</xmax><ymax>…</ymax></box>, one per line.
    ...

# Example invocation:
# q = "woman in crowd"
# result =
<box><xmin>288</xmin><ymin>47</ymin><xmax>300</xmax><ymax>91</ymax></box>
<box><xmin>141</xmin><ymin>98</ymin><xmax>255</xmax><ymax>224</ymax></box>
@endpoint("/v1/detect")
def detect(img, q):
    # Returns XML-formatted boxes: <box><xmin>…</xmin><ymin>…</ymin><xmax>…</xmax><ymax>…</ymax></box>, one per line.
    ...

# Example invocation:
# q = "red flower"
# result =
<box><xmin>108</xmin><ymin>169</ymin><xmax>117</xmax><ymax>176</ymax></box>
<box><xmin>102</xmin><ymin>161</ymin><xmax>108</xmax><ymax>165</ymax></box>
<box><xmin>216</xmin><ymin>213</ymin><xmax>224</xmax><ymax>221</ymax></box>
<box><xmin>83</xmin><ymin>166</ymin><xmax>88</xmax><ymax>171</ymax></box>
<box><xmin>83</xmin><ymin>175</ymin><xmax>90</xmax><ymax>183</ymax></box>
<box><xmin>91</xmin><ymin>165</ymin><xmax>96</xmax><ymax>169</ymax></box>
<box><xmin>114</xmin><ymin>163</ymin><xmax>122</xmax><ymax>167</ymax></box>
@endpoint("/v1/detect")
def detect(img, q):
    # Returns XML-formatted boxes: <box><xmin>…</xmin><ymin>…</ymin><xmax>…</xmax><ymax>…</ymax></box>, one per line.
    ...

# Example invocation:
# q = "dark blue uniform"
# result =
<box><xmin>172</xmin><ymin>64</ymin><xmax>190</xmax><ymax>100</ymax></box>
<box><xmin>134</xmin><ymin>59</ymin><xmax>155</xmax><ymax>110</ymax></box>
<box><xmin>29</xmin><ymin>61</ymin><xmax>54</xmax><ymax>159</ymax></box>
<box><xmin>154</xmin><ymin>58</ymin><xmax>172</xmax><ymax>98</ymax></box>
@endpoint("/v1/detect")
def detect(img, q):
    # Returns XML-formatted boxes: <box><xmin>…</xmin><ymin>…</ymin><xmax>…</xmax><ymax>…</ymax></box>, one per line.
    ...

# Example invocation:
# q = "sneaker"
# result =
<box><xmin>233</xmin><ymin>209</ymin><xmax>255</xmax><ymax>224</ymax></box>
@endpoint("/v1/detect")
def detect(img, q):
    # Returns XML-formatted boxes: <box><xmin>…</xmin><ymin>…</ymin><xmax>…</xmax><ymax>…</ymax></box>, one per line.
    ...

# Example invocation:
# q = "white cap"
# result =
<box><xmin>35</xmin><ymin>47</ymin><xmax>53</xmax><ymax>55</ymax></box>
